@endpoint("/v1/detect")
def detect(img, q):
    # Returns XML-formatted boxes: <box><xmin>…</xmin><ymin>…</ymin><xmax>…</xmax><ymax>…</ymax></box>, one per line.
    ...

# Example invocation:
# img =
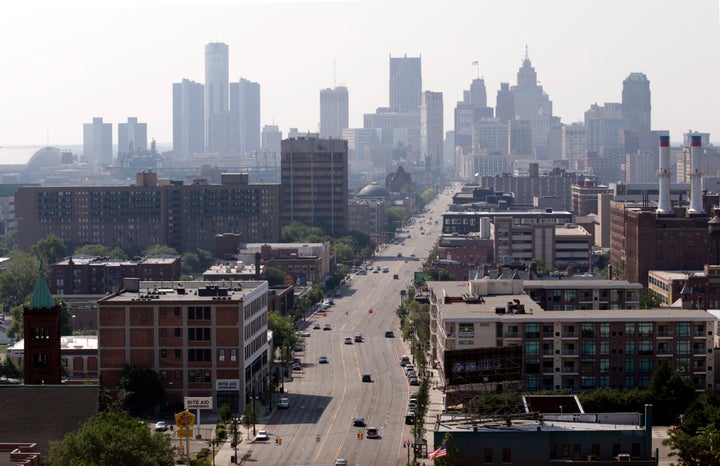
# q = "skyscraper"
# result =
<box><xmin>320</xmin><ymin>86</ymin><xmax>349</xmax><ymax>139</ymax></box>
<box><xmin>281</xmin><ymin>137</ymin><xmax>348</xmax><ymax>236</ymax></box>
<box><xmin>205</xmin><ymin>42</ymin><xmax>229</xmax><ymax>153</ymax></box>
<box><xmin>421</xmin><ymin>91</ymin><xmax>444</xmax><ymax>176</ymax></box>
<box><xmin>511</xmin><ymin>49</ymin><xmax>552</xmax><ymax>119</ymax></box>
<box><xmin>621</xmin><ymin>72</ymin><xmax>651</xmax><ymax>131</ymax></box>
<box><xmin>495</xmin><ymin>82</ymin><xmax>514</xmax><ymax>123</ymax></box>
<box><xmin>172</xmin><ymin>78</ymin><xmax>204</xmax><ymax>158</ymax></box>
<box><xmin>261</xmin><ymin>125</ymin><xmax>282</xmax><ymax>156</ymax></box>
<box><xmin>118</xmin><ymin>117</ymin><xmax>147</xmax><ymax>155</ymax></box>
<box><xmin>230</xmin><ymin>78</ymin><xmax>261</xmax><ymax>155</ymax></box>
<box><xmin>83</xmin><ymin>117</ymin><xmax>112</xmax><ymax>166</ymax></box>
<box><xmin>454</xmin><ymin>78</ymin><xmax>494</xmax><ymax>153</ymax></box>
<box><xmin>389</xmin><ymin>55</ymin><xmax>422</xmax><ymax>113</ymax></box>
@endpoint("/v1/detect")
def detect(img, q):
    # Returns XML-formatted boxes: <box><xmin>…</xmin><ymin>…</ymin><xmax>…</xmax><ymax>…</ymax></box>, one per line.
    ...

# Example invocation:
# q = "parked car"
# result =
<box><xmin>400</xmin><ymin>355</ymin><xmax>410</xmax><ymax>366</ymax></box>
<box><xmin>384</xmin><ymin>330</ymin><xmax>394</xmax><ymax>338</ymax></box>
<box><xmin>255</xmin><ymin>430</ymin><xmax>269</xmax><ymax>441</ymax></box>
<box><xmin>323</xmin><ymin>324</ymin><xmax>332</xmax><ymax>331</ymax></box>
<box><xmin>335</xmin><ymin>459</ymin><xmax>348</xmax><ymax>466</ymax></box>
<box><xmin>344</xmin><ymin>337</ymin><xmax>353</xmax><ymax>344</ymax></box>
<box><xmin>409</xmin><ymin>376</ymin><xmax>419</xmax><ymax>386</ymax></box>
<box><xmin>154</xmin><ymin>421</ymin><xmax>168</xmax><ymax>432</ymax></box>
<box><xmin>292</xmin><ymin>362</ymin><xmax>302</xmax><ymax>371</ymax></box>
<box><xmin>393</xmin><ymin>274</ymin><xmax>399</xmax><ymax>279</ymax></box>
<box><xmin>354</xmin><ymin>333</ymin><xmax>363</xmax><ymax>342</ymax></box>
<box><xmin>313</xmin><ymin>323</ymin><xmax>321</xmax><ymax>329</ymax></box>
<box><xmin>296</xmin><ymin>330</ymin><xmax>311</xmax><ymax>337</ymax></box>
<box><xmin>278</xmin><ymin>397</ymin><xmax>290</xmax><ymax>409</ymax></box>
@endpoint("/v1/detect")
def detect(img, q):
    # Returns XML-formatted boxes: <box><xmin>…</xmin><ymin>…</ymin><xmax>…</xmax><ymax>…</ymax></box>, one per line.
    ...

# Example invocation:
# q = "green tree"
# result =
<box><xmin>242</xmin><ymin>401</ymin><xmax>258</xmax><ymax>436</ymax></box>
<box><xmin>432</xmin><ymin>432</ymin><xmax>461</xmax><ymax>466</ymax></box>
<box><xmin>142</xmin><ymin>244</ymin><xmax>179</xmax><ymax>256</ymax></box>
<box><xmin>181</xmin><ymin>249</ymin><xmax>214</xmax><ymax>276</ymax></box>
<box><xmin>0</xmin><ymin>250</ymin><xmax>40</xmax><ymax>309</ymax></box>
<box><xmin>385</xmin><ymin>206</ymin><xmax>408</xmax><ymax>234</ymax></box>
<box><xmin>281</xmin><ymin>222</ymin><xmax>327</xmax><ymax>243</ymax></box>
<box><xmin>31</xmin><ymin>235</ymin><xmax>67</xmax><ymax>266</ymax></box>
<box><xmin>265</xmin><ymin>266</ymin><xmax>288</xmax><ymax>286</ymax></box>
<box><xmin>117</xmin><ymin>364</ymin><xmax>164</xmax><ymax>416</ymax></box>
<box><xmin>0</xmin><ymin>356</ymin><xmax>21</xmax><ymax>379</ymax></box>
<box><xmin>639</xmin><ymin>288</ymin><xmax>662</xmax><ymax>309</ymax></box>
<box><xmin>217</xmin><ymin>403</ymin><xmax>233</xmax><ymax>424</ymax></box>
<box><xmin>648</xmin><ymin>361</ymin><xmax>696</xmax><ymax>425</ymax></box>
<box><xmin>664</xmin><ymin>423</ymin><xmax>720</xmax><ymax>466</ymax></box>
<box><xmin>74</xmin><ymin>243</ymin><xmax>128</xmax><ymax>259</ymax></box>
<box><xmin>48</xmin><ymin>408</ymin><xmax>174</xmax><ymax>466</ymax></box>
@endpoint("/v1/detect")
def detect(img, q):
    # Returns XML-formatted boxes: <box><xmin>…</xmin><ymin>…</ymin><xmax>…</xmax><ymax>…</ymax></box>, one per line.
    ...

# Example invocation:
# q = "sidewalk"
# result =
<box><xmin>210</xmin><ymin>410</ymin><xmax>274</xmax><ymax>466</ymax></box>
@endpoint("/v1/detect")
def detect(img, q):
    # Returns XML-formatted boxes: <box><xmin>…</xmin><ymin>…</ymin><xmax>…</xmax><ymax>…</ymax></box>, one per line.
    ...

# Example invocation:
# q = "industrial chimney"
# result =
<box><xmin>688</xmin><ymin>135</ymin><xmax>704</xmax><ymax>214</ymax></box>
<box><xmin>657</xmin><ymin>135</ymin><xmax>672</xmax><ymax>214</ymax></box>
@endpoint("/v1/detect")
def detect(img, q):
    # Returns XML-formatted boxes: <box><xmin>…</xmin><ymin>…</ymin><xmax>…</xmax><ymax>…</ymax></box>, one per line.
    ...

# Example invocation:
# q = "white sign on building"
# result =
<box><xmin>185</xmin><ymin>397</ymin><xmax>213</xmax><ymax>410</ymax></box>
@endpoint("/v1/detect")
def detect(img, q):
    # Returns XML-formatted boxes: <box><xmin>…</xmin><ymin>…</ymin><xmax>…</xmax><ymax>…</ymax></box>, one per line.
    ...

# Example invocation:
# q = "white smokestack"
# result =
<box><xmin>688</xmin><ymin>135</ymin><xmax>704</xmax><ymax>214</ymax></box>
<box><xmin>657</xmin><ymin>135</ymin><xmax>671</xmax><ymax>214</ymax></box>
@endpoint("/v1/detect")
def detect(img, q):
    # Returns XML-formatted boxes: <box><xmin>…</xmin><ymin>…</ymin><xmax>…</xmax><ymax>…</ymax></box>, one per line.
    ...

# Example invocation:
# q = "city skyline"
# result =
<box><xmin>1</xmin><ymin>0</ymin><xmax>719</xmax><ymax>147</ymax></box>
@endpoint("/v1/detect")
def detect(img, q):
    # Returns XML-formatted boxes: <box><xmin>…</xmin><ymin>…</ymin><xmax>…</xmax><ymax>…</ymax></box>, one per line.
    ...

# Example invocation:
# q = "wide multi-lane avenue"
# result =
<box><xmin>247</xmin><ymin>187</ymin><xmax>452</xmax><ymax>465</ymax></box>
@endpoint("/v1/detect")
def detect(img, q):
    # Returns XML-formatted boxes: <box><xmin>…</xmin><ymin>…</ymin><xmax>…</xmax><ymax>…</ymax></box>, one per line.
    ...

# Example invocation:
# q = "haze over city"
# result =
<box><xmin>1</xmin><ymin>0</ymin><xmax>718</xmax><ymax>146</ymax></box>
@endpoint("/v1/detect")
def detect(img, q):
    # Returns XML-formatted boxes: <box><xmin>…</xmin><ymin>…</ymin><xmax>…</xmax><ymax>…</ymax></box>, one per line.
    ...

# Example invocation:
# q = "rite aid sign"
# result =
<box><xmin>184</xmin><ymin>397</ymin><xmax>213</xmax><ymax>410</ymax></box>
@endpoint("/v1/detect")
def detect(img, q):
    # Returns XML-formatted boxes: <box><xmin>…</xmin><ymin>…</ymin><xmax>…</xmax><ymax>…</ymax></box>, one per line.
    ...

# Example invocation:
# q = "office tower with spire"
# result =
<box><xmin>83</xmin><ymin>117</ymin><xmax>112</xmax><ymax>166</ymax></box>
<box><xmin>172</xmin><ymin>78</ymin><xmax>205</xmax><ymax>158</ymax></box>
<box><xmin>230</xmin><ymin>78</ymin><xmax>261</xmax><ymax>155</ymax></box>
<box><xmin>205</xmin><ymin>42</ymin><xmax>229</xmax><ymax>153</ymax></box>
<box><xmin>118</xmin><ymin>117</ymin><xmax>147</xmax><ymax>155</ymax></box>
<box><xmin>320</xmin><ymin>86</ymin><xmax>349</xmax><ymax>139</ymax></box>
<box><xmin>511</xmin><ymin>48</ymin><xmax>552</xmax><ymax>118</ymax></box>
<box><xmin>621</xmin><ymin>72</ymin><xmax>651</xmax><ymax>131</ymax></box>
<box><xmin>389</xmin><ymin>55</ymin><xmax>422</xmax><ymax>113</ymax></box>
<box><xmin>421</xmin><ymin>91</ymin><xmax>444</xmax><ymax>177</ymax></box>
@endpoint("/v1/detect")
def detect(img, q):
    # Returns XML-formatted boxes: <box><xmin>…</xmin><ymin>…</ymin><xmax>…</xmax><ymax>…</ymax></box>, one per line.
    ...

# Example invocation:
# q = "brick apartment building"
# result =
<box><xmin>16</xmin><ymin>172</ymin><xmax>280</xmax><ymax>254</ymax></box>
<box><xmin>428</xmin><ymin>278</ymin><xmax>716</xmax><ymax>392</ymax></box>
<box><xmin>98</xmin><ymin>280</ymin><xmax>270</xmax><ymax>413</ymax></box>
<box><xmin>50</xmin><ymin>255</ymin><xmax>181</xmax><ymax>295</ymax></box>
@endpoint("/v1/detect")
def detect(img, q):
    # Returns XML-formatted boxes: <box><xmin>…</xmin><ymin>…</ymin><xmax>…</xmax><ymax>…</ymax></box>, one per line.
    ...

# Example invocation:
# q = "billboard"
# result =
<box><xmin>444</xmin><ymin>345</ymin><xmax>522</xmax><ymax>386</ymax></box>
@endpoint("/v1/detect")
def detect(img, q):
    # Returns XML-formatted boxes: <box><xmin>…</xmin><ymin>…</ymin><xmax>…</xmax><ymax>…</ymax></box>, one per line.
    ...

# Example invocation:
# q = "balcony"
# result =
<box><xmin>561</xmin><ymin>367</ymin><xmax>578</xmax><ymax>373</ymax></box>
<box><xmin>542</xmin><ymin>332</ymin><xmax>555</xmax><ymax>339</ymax></box>
<box><xmin>694</xmin><ymin>331</ymin><xmax>708</xmax><ymax>338</ymax></box>
<box><xmin>561</xmin><ymin>332</ymin><xmax>578</xmax><ymax>338</ymax></box>
<box><xmin>694</xmin><ymin>349</ymin><xmax>708</xmax><ymax>355</ymax></box>
<box><xmin>561</xmin><ymin>349</ymin><xmax>578</xmax><ymax>356</ymax></box>
<box><xmin>657</xmin><ymin>331</ymin><xmax>673</xmax><ymax>338</ymax></box>
<box><xmin>656</xmin><ymin>349</ymin><xmax>673</xmax><ymax>356</ymax></box>
<box><xmin>542</xmin><ymin>349</ymin><xmax>555</xmax><ymax>356</ymax></box>
<box><xmin>504</xmin><ymin>332</ymin><xmax>521</xmax><ymax>339</ymax></box>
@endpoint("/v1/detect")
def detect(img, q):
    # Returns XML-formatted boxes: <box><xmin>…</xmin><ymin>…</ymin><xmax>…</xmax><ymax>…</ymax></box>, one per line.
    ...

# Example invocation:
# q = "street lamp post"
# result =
<box><xmin>403</xmin><ymin>440</ymin><xmax>414</xmax><ymax>466</ymax></box>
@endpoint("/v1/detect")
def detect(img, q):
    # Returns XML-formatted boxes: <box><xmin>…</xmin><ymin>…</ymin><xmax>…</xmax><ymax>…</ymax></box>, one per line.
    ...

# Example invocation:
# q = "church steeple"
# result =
<box><xmin>23</xmin><ymin>260</ymin><xmax>62</xmax><ymax>385</ymax></box>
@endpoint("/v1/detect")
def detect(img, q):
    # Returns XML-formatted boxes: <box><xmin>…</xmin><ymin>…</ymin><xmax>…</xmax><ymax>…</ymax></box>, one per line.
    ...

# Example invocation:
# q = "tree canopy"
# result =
<box><xmin>142</xmin><ymin>244</ymin><xmax>179</xmax><ymax>256</ymax></box>
<box><xmin>117</xmin><ymin>364</ymin><xmax>164</xmax><ymax>416</ymax></box>
<box><xmin>281</xmin><ymin>222</ymin><xmax>327</xmax><ymax>243</ymax></box>
<box><xmin>73</xmin><ymin>244</ymin><xmax>128</xmax><ymax>259</ymax></box>
<box><xmin>48</xmin><ymin>408</ymin><xmax>174</xmax><ymax>466</ymax></box>
<box><xmin>31</xmin><ymin>234</ymin><xmax>67</xmax><ymax>266</ymax></box>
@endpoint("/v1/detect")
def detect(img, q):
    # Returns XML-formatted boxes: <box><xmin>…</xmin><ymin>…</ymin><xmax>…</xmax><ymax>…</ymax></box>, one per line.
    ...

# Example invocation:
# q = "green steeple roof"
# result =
<box><xmin>28</xmin><ymin>258</ymin><xmax>55</xmax><ymax>309</ymax></box>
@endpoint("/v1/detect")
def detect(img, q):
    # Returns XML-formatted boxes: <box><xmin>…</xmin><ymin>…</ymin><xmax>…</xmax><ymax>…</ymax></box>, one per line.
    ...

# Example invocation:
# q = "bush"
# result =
<box><xmin>215</xmin><ymin>426</ymin><xmax>226</xmax><ymax>440</ymax></box>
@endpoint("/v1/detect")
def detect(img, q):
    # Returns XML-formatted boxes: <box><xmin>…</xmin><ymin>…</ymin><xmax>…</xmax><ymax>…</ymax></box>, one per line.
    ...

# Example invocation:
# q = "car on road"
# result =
<box><xmin>393</xmin><ymin>274</ymin><xmax>399</xmax><ymax>279</ymax></box>
<box><xmin>353</xmin><ymin>416</ymin><xmax>366</xmax><ymax>427</ymax></box>
<box><xmin>362</xmin><ymin>373</ymin><xmax>372</xmax><ymax>382</ymax></box>
<box><xmin>382</xmin><ymin>267</ymin><xmax>389</xmax><ymax>273</ymax></box>
<box><xmin>255</xmin><ymin>430</ymin><xmax>269</xmax><ymax>441</ymax></box>
<box><xmin>154</xmin><ymin>421</ymin><xmax>168</xmax><ymax>432</ymax></box>
<box><xmin>313</xmin><ymin>323</ymin><xmax>321</xmax><ymax>329</ymax></box>
<box><xmin>384</xmin><ymin>330</ymin><xmax>394</xmax><ymax>337</ymax></box>
<box><xmin>294</xmin><ymin>343</ymin><xmax>304</xmax><ymax>352</ymax></box>
<box><xmin>335</xmin><ymin>460</ymin><xmax>348</xmax><ymax>466</ymax></box>
<box><xmin>296</xmin><ymin>330</ymin><xmax>310</xmax><ymax>337</ymax></box>
<box><xmin>319</xmin><ymin>356</ymin><xmax>329</xmax><ymax>364</ymax></box>
<box><xmin>278</xmin><ymin>397</ymin><xmax>290</xmax><ymax>409</ymax></box>
<box><xmin>372</xmin><ymin>268</ymin><xmax>379</xmax><ymax>273</ymax></box>
<box><xmin>397</xmin><ymin>252</ymin><xmax>402</xmax><ymax>257</ymax></box>
<box><xmin>405</xmin><ymin>411</ymin><xmax>415</xmax><ymax>425</ymax></box>
<box><xmin>344</xmin><ymin>337</ymin><xmax>353</xmax><ymax>344</ymax></box>
<box><xmin>400</xmin><ymin>355</ymin><xmax>410</xmax><ymax>366</ymax></box>
<box><xmin>354</xmin><ymin>333</ymin><xmax>363</xmax><ymax>342</ymax></box>
<box><xmin>366</xmin><ymin>427</ymin><xmax>379</xmax><ymax>439</ymax></box>
<box><xmin>323</xmin><ymin>324</ymin><xmax>332</xmax><ymax>331</ymax></box>
<box><xmin>292</xmin><ymin>362</ymin><xmax>302</xmax><ymax>371</ymax></box>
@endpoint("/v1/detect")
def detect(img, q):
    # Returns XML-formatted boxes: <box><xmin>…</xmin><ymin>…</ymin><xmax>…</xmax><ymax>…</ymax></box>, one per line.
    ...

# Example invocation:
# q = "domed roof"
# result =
<box><xmin>357</xmin><ymin>182</ymin><xmax>390</xmax><ymax>198</ymax></box>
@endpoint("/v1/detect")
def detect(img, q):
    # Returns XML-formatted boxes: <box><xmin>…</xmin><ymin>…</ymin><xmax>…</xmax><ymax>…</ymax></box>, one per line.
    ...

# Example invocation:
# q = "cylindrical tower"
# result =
<box><xmin>657</xmin><ymin>135</ymin><xmax>672</xmax><ymax>214</ymax></box>
<box><xmin>689</xmin><ymin>135</ymin><xmax>704</xmax><ymax>214</ymax></box>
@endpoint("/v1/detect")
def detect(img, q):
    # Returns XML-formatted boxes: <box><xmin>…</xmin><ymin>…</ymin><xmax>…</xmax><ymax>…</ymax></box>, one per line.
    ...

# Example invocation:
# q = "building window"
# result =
<box><xmin>231</xmin><ymin>349</ymin><xmax>237</xmax><ymax>362</ymax></box>
<box><xmin>639</xmin><ymin>358</ymin><xmax>654</xmax><ymax>373</ymax></box>
<box><xmin>160</xmin><ymin>349</ymin><xmax>167</xmax><ymax>358</ymax></box>
<box><xmin>175</xmin><ymin>369</ymin><xmax>182</xmax><ymax>379</ymax></box>
<box><xmin>218</xmin><ymin>349</ymin><xmax>226</xmax><ymax>362</ymax></box>
<box><xmin>625</xmin><ymin>341</ymin><xmax>635</xmax><ymax>355</ymax></box>
<box><xmin>160</xmin><ymin>328</ymin><xmax>167</xmax><ymax>337</ymax></box>
<box><xmin>502</xmin><ymin>448</ymin><xmax>511</xmax><ymax>462</ymax></box>
<box><xmin>639</xmin><ymin>341</ymin><xmax>653</xmax><ymax>355</ymax></box>
<box><xmin>625</xmin><ymin>375</ymin><xmax>635</xmax><ymax>388</ymax></box>
<box><xmin>174</xmin><ymin>349</ymin><xmax>181</xmax><ymax>358</ymax></box>
<box><xmin>581</xmin><ymin>341</ymin><xmax>595</xmax><ymax>355</ymax></box>
<box><xmin>525</xmin><ymin>341</ymin><xmax>540</xmax><ymax>356</ymax></box>
<box><xmin>160</xmin><ymin>370</ymin><xmax>167</xmax><ymax>380</ymax></box>
<box><xmin>188</xmin><ymin>348</ymin><xmax>212</xmax><ymax>362</ymax></box>
<box><xmin>625</xmin><ymin>323</ymin><xmax>635</xmax><ymax>336</ymax></box>
<box><xmin>484</xmin><ymin>448</ymin><xmax>493</xmax><ymax>463</ymax></box>
<box><xmin>677</xmin><ymin>323</ymin><xmax>690</xmax><ymax>337</ymax></box>
<box><xmin>600</xmin><ymin>359</ymin><xmax>610</xmax><ymax>373</ymax></box>
<box><xmin>525</xmin><ymin>323</ymin><xmax>540</xmax><ymax>338</ymax></box>
<box><xmin>188</xmin><ymin>327</ymin><xmax>211</xmax><ymax>341</ymax></box>
<box><xmin>638</xmin><ymin>323</ymin><xmax>653</xmax><ymax>336</ymax></box>
<box><xmin>175</xmin><ymin>328</ymin><xmax>181</xmax><ymax>337</ymax></box>
<box><xmin>600</xmin><ymin>323</ymin><xmax>610</xmax><ymax>337</ymax></box>
<box><xmin>625</xmin><ymin>358</ymin><xmax>635</xmax><ymax>372</ymax></box>
<box><xmin>582</xmin><ymin>323</ymin><xmax>595</xmax><ymax>337</ymax></box>
<box><xmin>188</xmin><ymin>306</ymin><xmax>211</xmax><ymax>320</ymax></box>
<box><xmin>639</xmin><ymin>375</ymin><xmax>651</xmax><ymax>388</ymax></box>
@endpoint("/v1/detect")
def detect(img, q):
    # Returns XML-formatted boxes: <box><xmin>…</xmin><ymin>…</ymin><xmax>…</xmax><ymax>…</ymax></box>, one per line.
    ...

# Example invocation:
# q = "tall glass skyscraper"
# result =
<box><xmin>205</xmin><ymin>42</ymin><xmax>229</xmax><ymax>153</ymax></box>
<box><xmin>320</xmin><ymin>86</ymin><xmax>349</xmax><ymax>139</ymax></box>
<box><xmin>622</xmin><ymin>72</ymin><xmax>651</xmax><ymax>131</ymax></box>
<box><xmin>389</xmin><ymin>55</ymin><xmax>422</xmax><ymax>113</ymax></box>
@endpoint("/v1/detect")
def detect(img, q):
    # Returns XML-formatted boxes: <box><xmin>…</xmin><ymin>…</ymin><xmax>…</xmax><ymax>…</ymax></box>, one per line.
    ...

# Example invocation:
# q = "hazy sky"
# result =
<box><xmin>1</xmin><ymin>0</ymin><xmax>718</xmax><ymax>147</ymax></box>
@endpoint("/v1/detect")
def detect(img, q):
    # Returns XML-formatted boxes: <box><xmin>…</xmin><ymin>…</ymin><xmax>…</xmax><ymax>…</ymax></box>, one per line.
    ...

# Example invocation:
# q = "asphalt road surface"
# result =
<box><xmin>247</xmin><ymin>188</ymin><xmax>454</xmax><ymax>465</ymax></box>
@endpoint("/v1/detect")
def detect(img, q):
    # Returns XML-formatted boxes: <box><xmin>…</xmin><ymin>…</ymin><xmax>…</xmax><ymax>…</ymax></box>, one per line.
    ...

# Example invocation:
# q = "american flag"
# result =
<box><xmin>429</xmin><ymin>444</ymin><xmax>447</xmax><ymax>460</ymax></box>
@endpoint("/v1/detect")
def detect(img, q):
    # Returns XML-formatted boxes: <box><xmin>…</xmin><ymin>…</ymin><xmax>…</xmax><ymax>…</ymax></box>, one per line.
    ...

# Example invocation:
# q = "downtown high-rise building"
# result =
<box><xmin>118</xmin><ymin>117</ymin><xmax>147</xmax><ymax>155</ymax></box>
<box><xmin>281</xmin><ymin>137</ymin><xmax>348</xmax><ymax>236</ymax></box>
<box><xmin>621</xmin><ymin>72</ymin><xmax>651</xmax><ymax>131</ymax></box>
<box><xmin>230</xmin><ymin>78</ymin><xmax>261</xmax><ymax>155</ymax></box>
<box><xmin>389</xmin><ymin>55</ymin><xmax>422</xmax><ymax>113</ymax></box>
<box><xmin>319</xmin><ymin>86</ymin><xmax>349</xmax><ymax>139</ymax></box>
<box><xmin>83</xmin><ymin>117</ymin><xmax>112</xmax><ymax>166</ymax></box>
<box><xmin>172</xmin><ymin>78</ymin><xmax>204</xmax><ymax>158</ymax></box>
<box><xmin>454</xmin><ymin>78</ymin><xmax>494</xmax><ymax>153</ymax></box>
<box><xmin>421</xmin><ymin>91</ymin><xmax>444</xmax><ymax>177</ymax></box>
<box><xmin>261</xmin><ymin>125</ymin><xmax>282</xmax><ymax>156</ymax></box>
<box><xmin>205</xmin><ymin>42</ymin><xmax>230</xmax><ymax>153</ymax></box>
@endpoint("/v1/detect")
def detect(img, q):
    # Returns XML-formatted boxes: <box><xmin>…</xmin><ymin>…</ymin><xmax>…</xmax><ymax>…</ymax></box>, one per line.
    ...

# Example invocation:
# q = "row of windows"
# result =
<box><xmin>506</xmin><ymin>322</ymin><xmax>706</xmax><ymax>337</ymax></box>
<box><xmin>160</xmin><ymin>348</ymin><xmax>238</xmax><ymax>362</ymax></box>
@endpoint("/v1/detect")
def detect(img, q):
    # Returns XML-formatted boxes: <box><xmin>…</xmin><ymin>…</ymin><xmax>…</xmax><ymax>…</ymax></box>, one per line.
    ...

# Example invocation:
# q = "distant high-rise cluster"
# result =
<box><xmin>171</xmin><ymin>42</ymin><xmax>261</xmax><ymax>158</ymax></box>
